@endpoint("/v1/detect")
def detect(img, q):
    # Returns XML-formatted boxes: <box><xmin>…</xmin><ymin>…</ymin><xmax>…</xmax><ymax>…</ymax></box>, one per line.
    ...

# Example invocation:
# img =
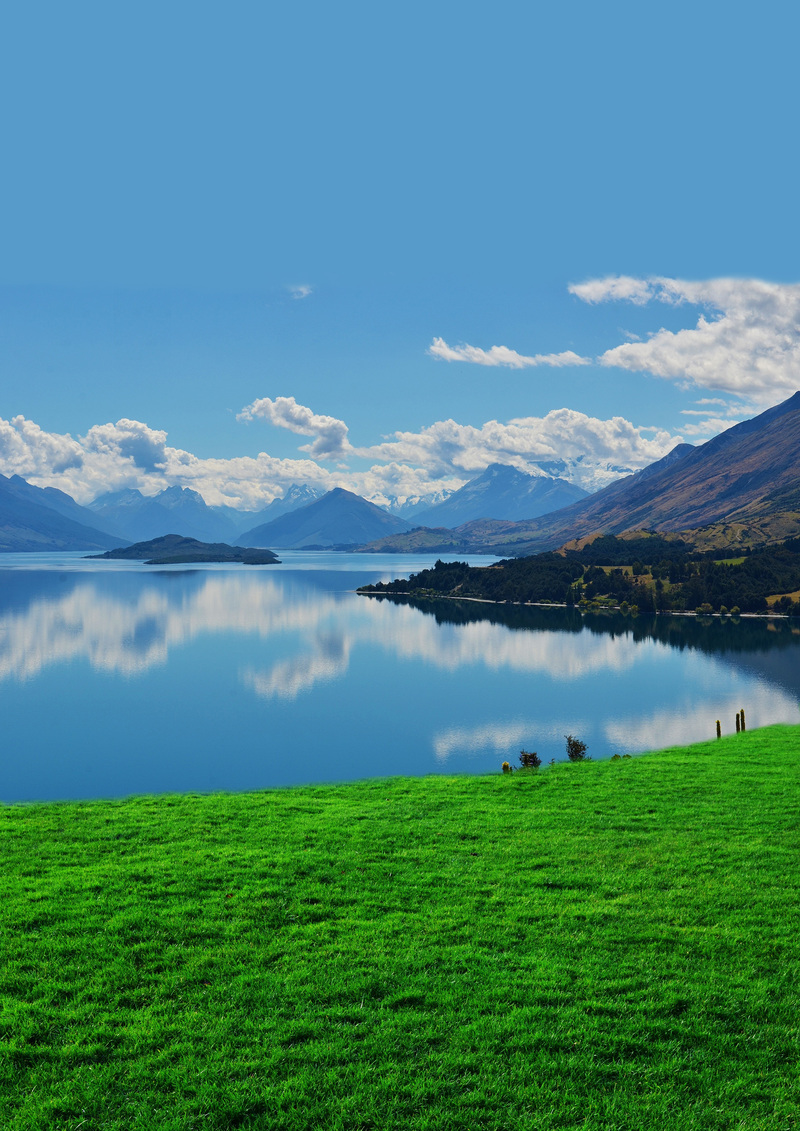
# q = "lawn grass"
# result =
<box><xmin>2</xmin><ymin>727</ymin><xmax>800</xmax><ymax>1129</ymax></box>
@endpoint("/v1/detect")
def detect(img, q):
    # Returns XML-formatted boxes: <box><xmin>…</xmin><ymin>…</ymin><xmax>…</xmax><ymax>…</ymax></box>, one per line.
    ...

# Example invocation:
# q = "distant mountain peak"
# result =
<box><xmin>238</xmin><ymin>488</ymin><xmax>412</xmax><ymax>548</ymax></box>
<box><xmin>85</xmin><ymin>484</ymin><xmax>237</xmax><ymax>543</ymax></box>
<box><xmin>412</xmin><ymin>462</ymin><xmax>588</xmax><ymax>527</ymax></box>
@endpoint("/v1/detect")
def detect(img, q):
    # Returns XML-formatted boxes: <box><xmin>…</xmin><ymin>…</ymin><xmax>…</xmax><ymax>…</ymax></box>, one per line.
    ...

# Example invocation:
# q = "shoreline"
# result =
<box><xmin>357</xmin><ymin>589</ymin><xmax>797</xmax><ymax>618</ymax></box>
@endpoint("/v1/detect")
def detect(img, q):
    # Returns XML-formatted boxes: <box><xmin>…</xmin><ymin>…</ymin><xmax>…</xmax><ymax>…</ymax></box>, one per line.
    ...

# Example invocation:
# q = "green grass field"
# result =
<box><xmin>3</xmin><ymin>727</ymin><xmax>800</xmax><ymax>1129</ymax></box>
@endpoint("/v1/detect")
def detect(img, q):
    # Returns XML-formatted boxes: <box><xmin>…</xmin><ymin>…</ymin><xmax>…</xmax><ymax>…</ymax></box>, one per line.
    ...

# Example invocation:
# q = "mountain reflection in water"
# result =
<box><xmin>1</xmin><ymin>560</ymin><xmax>798</xmax><ymax>801</ymax></box>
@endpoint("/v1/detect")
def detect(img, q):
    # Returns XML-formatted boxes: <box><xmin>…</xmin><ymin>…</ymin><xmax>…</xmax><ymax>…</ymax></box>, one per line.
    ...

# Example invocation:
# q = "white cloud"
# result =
<box><xmin>0</xmin><ymin>415</ymin><xmax>84</xmax><ymax>477</ymax></box>
<box><xmin>0</xmin><ymin>398</ymin><xmax>684</xmax><ymax>509</ymax></box>
<box><xmin>237</xmin><ymin>395</ymin><xmax>351</xmax><ymax>460</ymax></box>
<box><xmin>679</xmin><ymin>416</ymin><xmax>742</xmax><ymax>437</ymax></box>
<box><xmin>357</xmin><ymin>409</ymin><xmax>679</xmax><ymax>483</ymax></box>
<box><xmin>0</xmin><ymin>413</ymin><xmax>336</xmax><ymax>508</ymax></box>
<box><xmin>428</xmin><ymin>337</ymin><xmax>589</xmax><ymax>368</ymax></box>
<box><xmin>83</xmin><ymin>418</ymin><xmax>169</xmax><ymax>473</ymax></box>
<box><xmin>570</xmin><ymin>275</ymin><xmax>664</xmax><ymax>306</ymax></box>
<box><xmin>571</xmin><ymin>275</ymin><xmax>800</xmax><ymax>405</ymax></box>
<box><xmin>288</xmin><ymin>284</ymin><xmax>313</xmax><ymax>299</ymax></box>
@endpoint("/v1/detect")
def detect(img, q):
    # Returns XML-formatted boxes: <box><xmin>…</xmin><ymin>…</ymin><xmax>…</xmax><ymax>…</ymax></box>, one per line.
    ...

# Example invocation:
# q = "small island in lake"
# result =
<box><xmin>87</xmin><ymin>534</ymin><xmax>281</xmax><ymax>565</ymax></box>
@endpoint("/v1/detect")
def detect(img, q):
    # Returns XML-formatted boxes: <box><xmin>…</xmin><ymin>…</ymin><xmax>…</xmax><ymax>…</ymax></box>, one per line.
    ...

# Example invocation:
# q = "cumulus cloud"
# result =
<box><xmin>357</xmin><ymin>408</ymin><xmax>678</xmax><ymax>487</ymax></box>
<box><xmin>83</xmin><ymin>418</ymin><xmax>168</xmax><ymax>472</ymax></box>
<box><xmin>429</xmin><ymin>337</ymin><xmax>589</xmax><ymax>368</ymax></box>
<box><xmin>0</xmin><ymin>401</ymin><xmax>682</xmax><ymax>512</ymax></box>
<box><xmin>0</xmin><ymin>415</ymin><xmax>84</xmax><ymax>477</ymax></box>
<box><xmin>0</xmin><ymin>400</ymin><xmax>683</xmax><ymax>511</ymax></box>
<box><xmin>238</xmin><ymin>395</ymin><xmax>351</xmax><ymax>460</ymax></box>
<box><xmin>0</xmin><ymin>413</ymin><xmax>336</xmax><ymax>508</ymax></box>
<box><xmin>570</xmin><ymin>275</ymin><xmax>800</xmax><ymax>405</ymax></box>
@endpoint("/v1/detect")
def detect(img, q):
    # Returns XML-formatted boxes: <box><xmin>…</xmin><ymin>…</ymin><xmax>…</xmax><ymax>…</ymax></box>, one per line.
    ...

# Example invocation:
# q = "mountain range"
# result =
<box><xmin>238</xmin><ymin>484</ymin><xmax>324</xmax><ymax>526</ymax></box>
<box><xmin>87</xmin><ymin>486</ymin><xmax>242</xmax><ymax>544</ymax></box>
<box><xmin>366</xmin><ymin>392</ymin><xmax>800</xmax><ymax>555</ymax></box>
<box><xmin>4</xmin><ymin>393</ymin><xmax>799</xmax><ymax>555</ymax></box>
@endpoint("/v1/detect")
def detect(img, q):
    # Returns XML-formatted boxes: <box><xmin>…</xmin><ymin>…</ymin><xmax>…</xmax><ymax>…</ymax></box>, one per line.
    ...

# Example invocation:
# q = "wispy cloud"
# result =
<box><xmin>428</xmin><ymin>337</ymin><xmax>589</xmax><ymax>368</ymax></box>
<box><xmin>570</xmin><ymin>275</ymin><xmax>800</xmax><ymax>405</ymax></box>
<box><xmin>287</xmin><ymin>284</ymin><xmax>313</xmax><ymax>300</ymax></box>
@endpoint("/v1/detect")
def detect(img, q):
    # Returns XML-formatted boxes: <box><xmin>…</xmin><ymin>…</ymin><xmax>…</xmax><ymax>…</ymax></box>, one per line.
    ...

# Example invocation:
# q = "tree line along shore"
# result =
<box><xmin>358</xmin><ymin>533</ymin><xmax>800</xmax><ymax>616</ymax></box>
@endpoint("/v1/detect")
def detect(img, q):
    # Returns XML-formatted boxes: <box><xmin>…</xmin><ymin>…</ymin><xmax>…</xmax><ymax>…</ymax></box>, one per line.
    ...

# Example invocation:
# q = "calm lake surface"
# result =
<box><xmin>2</xmin><ymin>551</ymin><xmax>799</xmax><ymax>802</ymax></box>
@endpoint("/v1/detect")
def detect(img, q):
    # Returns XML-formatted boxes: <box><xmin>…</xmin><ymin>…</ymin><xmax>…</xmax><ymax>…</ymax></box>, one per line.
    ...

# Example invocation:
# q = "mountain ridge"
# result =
<box><xmin>412</xmin><ymin>463</ymin><xmax>588</xmax><ymax>527</ymax></box>
<box><xmin>357</xmin><ymin>395</ymin><xmax>800</xmax><ymax>555</ymax></box>
<box><xmin>0</xmin><ymin>474</ymin><xmax>126</xmax><ymax>551</ymax></box>
<box><xmin>239</xmin><ymin>488</ymin><xmax>413</xmax><ymax>548</ymax></box>
<box><xmin>464</xmin><ymin>393</ymin><xmax>800</xmax><ymax>554</ymax></box>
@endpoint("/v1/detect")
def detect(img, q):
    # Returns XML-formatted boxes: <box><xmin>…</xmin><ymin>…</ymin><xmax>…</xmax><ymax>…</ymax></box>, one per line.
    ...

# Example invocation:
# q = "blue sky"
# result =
<box><xmin>2</xmin><ymin>2</ymin><xmax>800</xmax><ymax>508</ymax></box>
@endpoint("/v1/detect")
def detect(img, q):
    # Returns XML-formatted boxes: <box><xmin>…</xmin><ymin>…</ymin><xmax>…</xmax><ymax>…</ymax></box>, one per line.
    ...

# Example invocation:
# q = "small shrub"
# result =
<box><xmin>565</xmin><ymin>734</ymin><xmax>588</xmax><ymax>762</ymax></box>
<box><xmin>731</xmin><ymin>605</ymin><xmax>741</xmax><ymax>616</ymax></box>
<box><xmin>519</xmin><ymin>750</ymin><xmax>541</xmax><ymax>769</ymax></box>
<box><xmin>501</xmin><ymin>761</ymin><xmax>512</xmax><ymax>774</ymax></box>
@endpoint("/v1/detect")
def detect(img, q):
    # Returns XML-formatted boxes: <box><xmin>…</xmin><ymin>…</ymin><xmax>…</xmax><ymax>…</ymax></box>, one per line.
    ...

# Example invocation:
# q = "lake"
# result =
<box><xmin>2</xmin><ymin>551</ymin><xmax>799</xmax><ymax>802</ymax></box>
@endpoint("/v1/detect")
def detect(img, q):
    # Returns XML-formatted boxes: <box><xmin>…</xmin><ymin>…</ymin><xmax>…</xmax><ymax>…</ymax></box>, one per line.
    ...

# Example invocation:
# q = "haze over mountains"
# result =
<box><xmin>87</xmin><ymin>486</ymin><xmax>241</xmax><ymax>544</ymax></box>
<box><xmin>0</xmin><ymin>474</ymin><xmax>124</xmax><ymax>551</ymax></box>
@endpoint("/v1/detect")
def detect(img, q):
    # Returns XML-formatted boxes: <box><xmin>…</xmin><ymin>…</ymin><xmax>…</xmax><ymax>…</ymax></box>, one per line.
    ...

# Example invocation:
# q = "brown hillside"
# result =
<box><xmin>455</xmin><ymin>391</ymin><xmax>800</xmax><ymax>554</ymax></box>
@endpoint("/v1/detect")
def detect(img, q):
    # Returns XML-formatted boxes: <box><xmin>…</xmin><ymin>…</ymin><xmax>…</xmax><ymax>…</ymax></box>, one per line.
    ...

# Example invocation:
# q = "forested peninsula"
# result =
<box><xmin>358</xmin><ymin>533</ymin><xmax>800</xmax><ymax>615</ymax></box>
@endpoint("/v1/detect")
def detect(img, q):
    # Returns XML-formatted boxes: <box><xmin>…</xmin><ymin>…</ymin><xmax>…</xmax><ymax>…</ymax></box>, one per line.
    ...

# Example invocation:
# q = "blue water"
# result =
<box><xmin>1</xmin><ymin>552</ymin><xmax>798</xmax><ymax>802</ymax></box>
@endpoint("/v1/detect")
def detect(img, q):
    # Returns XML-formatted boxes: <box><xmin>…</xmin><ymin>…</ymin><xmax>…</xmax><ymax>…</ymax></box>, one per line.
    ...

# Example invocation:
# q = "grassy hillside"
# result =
<box><xmin>3</xmin><ymin>728</ymin><xmax>800</xmax><ymax>1129</ymax></box>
